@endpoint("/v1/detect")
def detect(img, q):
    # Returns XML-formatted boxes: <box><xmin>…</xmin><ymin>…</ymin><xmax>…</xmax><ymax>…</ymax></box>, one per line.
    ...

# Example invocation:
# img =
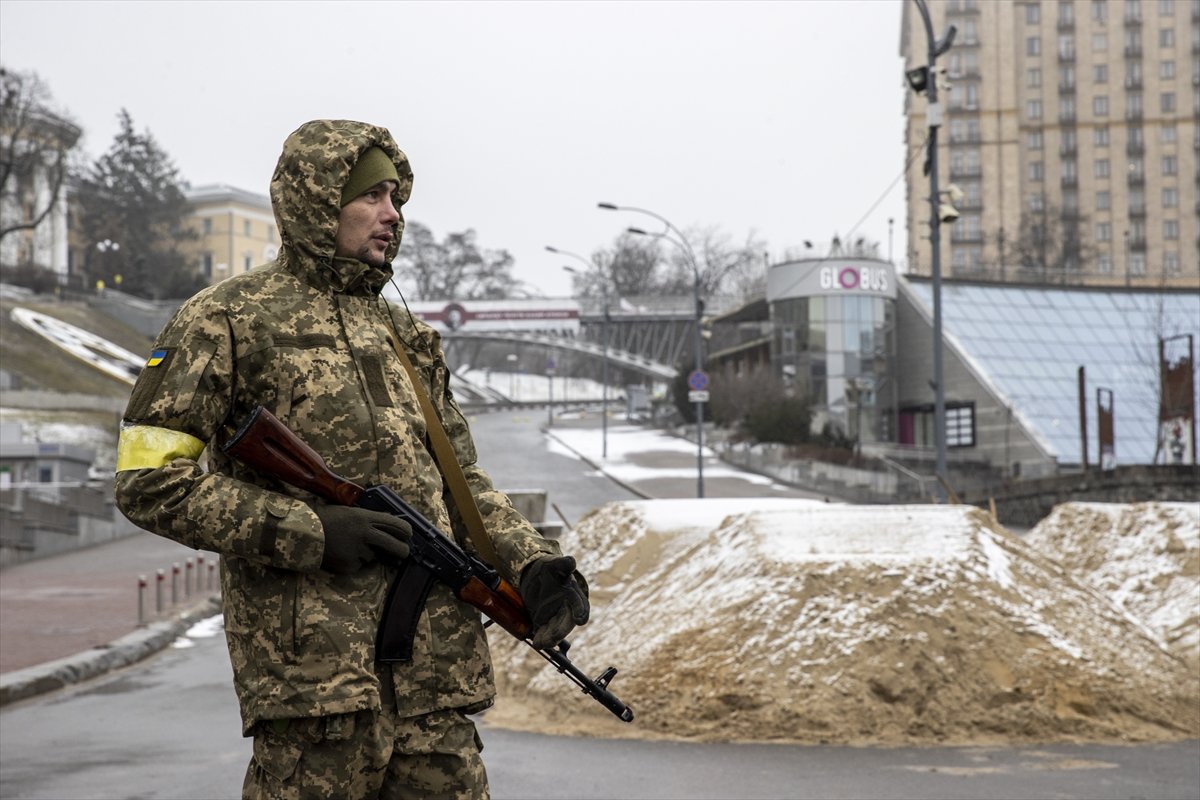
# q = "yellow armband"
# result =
<box><xmin>116</xmin><ymin>425</ymin><xmax>206</xmax><ymax>471</ymax></box>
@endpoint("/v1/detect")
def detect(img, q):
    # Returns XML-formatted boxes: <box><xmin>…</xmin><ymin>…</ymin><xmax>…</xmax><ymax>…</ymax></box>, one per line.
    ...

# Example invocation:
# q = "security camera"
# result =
<box><xmin>938</xmin><ymin>203</ymin><xmax>960</xmax><ymax>223</ymax></box>
<box><xmin>944</xmin><ymin>183</ymin><xmax>965</xmax><ymax>204</ymax></box>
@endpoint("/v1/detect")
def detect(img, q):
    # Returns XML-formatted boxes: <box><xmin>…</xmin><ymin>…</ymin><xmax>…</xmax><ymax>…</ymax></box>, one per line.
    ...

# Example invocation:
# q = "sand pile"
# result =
<box><xmin>1025</xmin><ymin>502</ymin><xmax>1200</xmax><ymax>668</ymax></box>
<box><xmin>487</xmin><ymin>499</ymin><xmax>1199</xmax><ymax>745</ymax></box>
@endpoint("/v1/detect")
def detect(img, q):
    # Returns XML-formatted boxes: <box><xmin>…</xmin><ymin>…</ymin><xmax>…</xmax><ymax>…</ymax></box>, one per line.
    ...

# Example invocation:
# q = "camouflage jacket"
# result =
<box><xmin>114</xmin><ymin>120</ymin><xmax>558</xmax><ymax>734</ymax></box>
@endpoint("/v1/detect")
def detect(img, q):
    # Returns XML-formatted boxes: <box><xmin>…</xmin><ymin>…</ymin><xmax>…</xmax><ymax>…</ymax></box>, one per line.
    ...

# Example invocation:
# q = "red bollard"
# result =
<box><xmin>138</xmin><ymin>575</ymin><xmax>147</xmax><ymax>626</ymax></box>
<box><xmin>185</xmin><ymin>558</ymin><xmax>194</xmax><ymax>598</ymax></box>
<box><xmin>156</xmin><ymin>569</ymin><xmax>165</xmax><ymax>613</ymax></box>
<box><xmin>208</xmin><ymin>562</ymin><xmax>217</xmax><ymax>593</ymax></box>
<box><xmin>172</xmin><ymin>562</ymin><xmax>180</xmax><ymax>605</ymax></box>
<box><xmin>196</xmin><ymin>554</ymin><xmax>205</xmax><ymax>594</ymax></box>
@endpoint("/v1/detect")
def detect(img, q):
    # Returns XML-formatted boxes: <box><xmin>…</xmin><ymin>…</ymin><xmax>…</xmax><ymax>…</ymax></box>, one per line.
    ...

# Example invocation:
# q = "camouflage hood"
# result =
<box><xmin>270</xmin><ymin>120</ymin><xmax>414</xmax><ymax>295</ymax></box>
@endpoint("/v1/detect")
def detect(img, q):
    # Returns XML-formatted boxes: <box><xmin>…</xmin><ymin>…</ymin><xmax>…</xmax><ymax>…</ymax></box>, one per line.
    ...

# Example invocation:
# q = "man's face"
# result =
<box><xmin>334</xmin><ymin>180</ymin><xmax>400</xmax><ymax>266</ymax></box>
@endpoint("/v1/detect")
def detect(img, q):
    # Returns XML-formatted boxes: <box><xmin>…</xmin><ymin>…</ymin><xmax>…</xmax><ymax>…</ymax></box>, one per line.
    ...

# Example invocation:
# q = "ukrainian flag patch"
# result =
<box><xmin>146</xmin><ymin>349</ymin><xmax>170</xmax><ymax>368</ymax></box>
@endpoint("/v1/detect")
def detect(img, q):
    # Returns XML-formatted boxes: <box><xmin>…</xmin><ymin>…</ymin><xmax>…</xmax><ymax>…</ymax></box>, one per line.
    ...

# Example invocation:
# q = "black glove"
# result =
<box><xmin>315</xmin><ymin>505</ymin><xmax>412</xmax><ymax>574</ymax></box>
<box><xmin>520</xmin><ymin>555</ymin><xmax>590</xmax><ymax>649</ymax></box>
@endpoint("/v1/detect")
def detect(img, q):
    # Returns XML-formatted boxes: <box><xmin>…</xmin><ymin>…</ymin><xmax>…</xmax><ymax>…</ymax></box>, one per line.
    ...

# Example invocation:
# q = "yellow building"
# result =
<box><xmin>183</xmin><ymin>184</ymin><xmax>279</xmax><ymax>284</ymax></box>
<box><xmin>901</xmin><ymin>0</ymin><xmax>1198</xmax><ymax>288</ymax></box>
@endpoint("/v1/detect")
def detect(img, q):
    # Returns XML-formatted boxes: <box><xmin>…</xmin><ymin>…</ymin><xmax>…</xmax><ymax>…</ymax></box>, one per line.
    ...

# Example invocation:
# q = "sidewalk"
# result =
<box><xmin>0</xmin><ymin>531</ymin><xmax>220</xmax><ymax>704</ymax></box>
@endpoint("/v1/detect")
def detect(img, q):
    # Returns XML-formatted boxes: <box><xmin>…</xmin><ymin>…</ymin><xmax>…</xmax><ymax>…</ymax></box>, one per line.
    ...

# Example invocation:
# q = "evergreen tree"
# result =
<box><xmin>75</xmin><ymin>109</ymin><xmax>202</xmax><ymax>299</ymax></box>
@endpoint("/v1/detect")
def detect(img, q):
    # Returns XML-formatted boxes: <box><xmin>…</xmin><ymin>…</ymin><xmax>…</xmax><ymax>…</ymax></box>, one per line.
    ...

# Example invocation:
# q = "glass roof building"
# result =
<box><xmin>903</xmin><ymin>279</ymin><xmax>1200</xmax><ymax>469</ymax></box>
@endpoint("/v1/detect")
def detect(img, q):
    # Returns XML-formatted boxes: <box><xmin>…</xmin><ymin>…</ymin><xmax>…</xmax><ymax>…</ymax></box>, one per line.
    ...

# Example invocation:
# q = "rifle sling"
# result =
<box><xmin>389</xmin><ymin>339</ymin><xmax>502</xmax><ymax>571</ymax></box>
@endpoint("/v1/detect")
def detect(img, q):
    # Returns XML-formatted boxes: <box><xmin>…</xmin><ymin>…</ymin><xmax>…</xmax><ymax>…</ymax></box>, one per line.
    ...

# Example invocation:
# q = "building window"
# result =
<box><xmin>1130</xmin><ymin>252</ymin><xmax>1146</xmax><ymax>275</ymax></box>
<box><xmin>1161</xmin><ymin>123</ymin><xmax>1176</xmax><ymax>142</ymax></box>
<box><xmin>203</xmin><ymin>252</ymin><xmax>213</xmax><ymax>277</ymax></box>
<box><xmin>1164</xmin><ymin>219</ymin><xmax>1179</xmax><ymax>239</ymax></box>
<box><xmin>1093</xmin><ymin>0</ymin><xmax>1108</xmax><ymax>21</ymax></box>
<box><xmin>1161</xmin><ymin>60</ymin><xmax>1175</xmax><ymax>79</ymax></box>
<box><xmin>1162</xmin><ymin>155</ymin><xmax>1178</xmax><ymax>174</ymax></box>
<box><xmin>1059</xmin><ymin>35</ymin><xmax>1076</xmax><ymax>59</ymax></box>
<box><xmin>1027</xmin><ymin>3</ymin><xmax>1041</xmax><ymax>22</ymax></box>
<box><xmin>1098</xmin><ymin>252</ymin><xmax>1114</xmax><ymax>273</ymax></box>
<box><xmin>1094</xmin><ymin>95</ymin><xmax>1110</xmax><ymax>115</ymax></box>
<box><xmin>1097</xmin><ymin>221</ymin><xmax>1113</xmax><ymax>241</ymax></box>
<box><xmin>1161</xmin><ymin>92</ymin><xmax>1176</xmax><ymax>112</ymax></box>
<box><xmin>1028</xmin><ymin>67</ymin><xmax>1042</xmax><ymax>88</ymax></box>
<box><xmin>1093</xmin><ymin>33</ymin><xmax>1109</xmax><ymax>54</ymax></box>
<box><xmin>1028</xmin><ymin>36</ymin><xmax>1042</xmax><ymax>56</ymax></box>
<box><xmin>946</xmin><ymin>404</ymin><xmax>976</xmax><ymax>448</ymax></box>
<box><xmin>1030</xmin><ymin>192</ymin><xmax>1046</xmax><ymax>211</ymax></box>
<box><xmin>1028</xmin><ymin>99</ymin><xmax>1043</xmax><ymax>119</ymax></box>
<box><xmin>1095</xmin><ymin>158</ymin><xmax>1111</xmax><ymax>177</ymax></box>
<box><xmin>1158</xmin><ymin>0</ymin><xmax>1174</xmax><ymax>12</ymax></box>
<box><xmin>898</xmin><ymin>402</ymin><xmax>975</xmax><ymax>448</ymax></box>
<box><xmin>1126</xmin><ymin>92</ymin><xmax>1143</xmax><ymax>116</ymax></box>
<box><xmin>1094</xmin><ymin>64</ymin><xmax>1108</xmax><ymax>83</ymax></box>
<box><xmin>1165</xmin><ymin>251</ymin><xmax>1180</xmax><ymax>273</ymax></box>
<box><xmin>1097</xmin><ymin>190</ymin><xmax>1111</xmax><ymax>209</ymax></box>
<box><xmin>1028</xmin><ymin>130</ymin><xmax>1044</xmax><ymax>149</ymax></box>
<box><xmin>1095</xmin><ymin>126</ymin><xmax>1110</xmax><ymax>146</ymax></box>
<box><xmin>203</xmin><ymin>218</ymin><xmax>212</xmax><ymax>235</ymax></box>
<box><xmin>243</xmin><ymin>254</ymin><xmax>253</xmax><ymax>271</ymax></box>
<box><xmin>1159</xmin><ymin>28</ymin><xmax>1175</xmax><ymax>47</ymax></box>
<box><xmin>1163</xmin><ymin>186</ymin><xmax>1179</xmax><ymax>207</ymax></box>
<box><xmin>1030</xmin><ymin>161</ymin><xmax>1045</xmax><ymax>181</ymax></box>
<box><xmin>1125</xmin><ymin>0</ymin><xmax>1142</xmax><ymax>22</ymax></box>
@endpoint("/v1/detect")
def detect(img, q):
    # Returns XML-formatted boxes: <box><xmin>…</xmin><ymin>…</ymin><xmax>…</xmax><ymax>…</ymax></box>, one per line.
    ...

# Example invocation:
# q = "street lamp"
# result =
<box><xmin>552</xmin><ymin>245</ymin><xmax>612</xmax><ymax>460</ymax></box>
<box><xmin>95</xmin><ymin>239</ymin><xmax>120</xmax><ymax>293</ymax></box>
<box><xmin>598</xmin><ymin>202</ymin><xmax>706</xmax><ymax>498</ymax></box>
<box><xmin>908</xmin><ymin>0</ymin><xmax>956</xmax><ymax>501</ymax></box>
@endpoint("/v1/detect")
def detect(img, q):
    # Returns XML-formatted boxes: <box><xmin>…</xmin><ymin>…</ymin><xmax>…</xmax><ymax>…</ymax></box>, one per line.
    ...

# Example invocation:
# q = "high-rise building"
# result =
<box><xmin>901</xmin><ymin>0</ymin><xmax>1198</xmax><ymax>288</ymax></box>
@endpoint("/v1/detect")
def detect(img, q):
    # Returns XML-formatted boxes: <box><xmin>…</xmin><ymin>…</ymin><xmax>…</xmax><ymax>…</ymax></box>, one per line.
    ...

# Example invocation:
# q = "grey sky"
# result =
<box><xmin>1</xmin><ymin>0</ymin><xmax>909</xmax><ymax>298</ymax></box>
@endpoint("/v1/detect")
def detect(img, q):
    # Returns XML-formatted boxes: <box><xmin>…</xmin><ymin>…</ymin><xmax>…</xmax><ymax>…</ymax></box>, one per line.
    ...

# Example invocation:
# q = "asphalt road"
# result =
<box><xmin>1</xmin><ymin>410</ymin><xmax>1197</xmax><ymax>799</ymax></box>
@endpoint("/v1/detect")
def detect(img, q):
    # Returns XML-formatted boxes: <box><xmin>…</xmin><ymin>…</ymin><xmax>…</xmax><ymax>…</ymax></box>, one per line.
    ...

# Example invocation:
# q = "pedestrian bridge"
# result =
<box><xmin>446</xmin><ymin>329</ymin><xmax>678</xmax><ymax>382</ymax></box>
<box><xmin>412</xmin><ymin>294</ymin><xmax>741</xmax><ymax>383</ymax></box>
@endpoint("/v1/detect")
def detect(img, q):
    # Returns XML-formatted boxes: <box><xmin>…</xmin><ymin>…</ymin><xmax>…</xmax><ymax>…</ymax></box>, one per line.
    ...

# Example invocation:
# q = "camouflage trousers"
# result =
<box><xmin>242</xmin><ymin>707</ymin><xmax>488</xmax><ymax>800</ymax></box>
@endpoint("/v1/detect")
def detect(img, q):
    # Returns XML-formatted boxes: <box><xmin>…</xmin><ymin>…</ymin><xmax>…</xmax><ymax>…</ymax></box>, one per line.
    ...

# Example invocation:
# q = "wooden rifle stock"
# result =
<box><xmin>223</xmin><ymin>406</ymin><xmax>364</xmax><ymax>507</ymax></box>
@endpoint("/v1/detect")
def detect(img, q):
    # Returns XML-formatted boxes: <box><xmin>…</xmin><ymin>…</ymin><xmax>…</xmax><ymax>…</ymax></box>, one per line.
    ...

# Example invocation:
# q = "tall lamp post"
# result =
<box><xmin>550</xmin><ymin>245</ymin><xmax>611</xmax><ymax>460</ymax></box>
<box><xmin>907</xmin><ymin>0</ymin><xmax>956</xmax><ymax>501</ymax></box>
<box><xmin>598</xmin><ymin>202</ymin><xmax>705</xmax><ymax>499</ymax></box>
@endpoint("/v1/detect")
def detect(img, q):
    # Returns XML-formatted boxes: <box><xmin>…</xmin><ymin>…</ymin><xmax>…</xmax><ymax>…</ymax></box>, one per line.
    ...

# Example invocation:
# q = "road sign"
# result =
<box><xmin>687</xmin><ymin>370</ymin><xmax>709</xmax><ymax>391</ymax></box>
<box><xmin>688</xmin><ymin>390</ymin><xmax>710</xmax><ymax>404</ymax></box>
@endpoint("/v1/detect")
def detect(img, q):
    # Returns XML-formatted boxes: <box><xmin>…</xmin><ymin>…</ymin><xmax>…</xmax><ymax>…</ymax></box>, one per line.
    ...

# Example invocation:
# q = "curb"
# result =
<box><xmin>0</xmin><ymin>595</ymin><xmax>223</xmax><ymax>707</ymax></box>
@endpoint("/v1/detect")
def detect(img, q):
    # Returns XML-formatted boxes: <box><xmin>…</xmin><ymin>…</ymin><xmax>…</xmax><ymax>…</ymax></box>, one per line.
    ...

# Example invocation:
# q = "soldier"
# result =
<box><xmin>114</xmin><ymin>119</ymin><xmax>589</xmax><ymax>800</ymax></box>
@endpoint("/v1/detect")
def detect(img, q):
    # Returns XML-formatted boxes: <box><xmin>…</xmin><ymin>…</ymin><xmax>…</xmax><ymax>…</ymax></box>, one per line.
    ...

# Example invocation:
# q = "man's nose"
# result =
<box><xmin>382</xmin><ymin>202</ymin><xmax>401</xmax><ymax>224</ymax></box>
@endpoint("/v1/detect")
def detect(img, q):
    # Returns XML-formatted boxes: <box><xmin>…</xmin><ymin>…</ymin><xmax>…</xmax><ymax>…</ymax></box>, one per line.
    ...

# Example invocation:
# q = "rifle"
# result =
<box><xmin>222</xmin><ymin>405</ymin><xmax>634</xmax><ymax>723</ymax></box>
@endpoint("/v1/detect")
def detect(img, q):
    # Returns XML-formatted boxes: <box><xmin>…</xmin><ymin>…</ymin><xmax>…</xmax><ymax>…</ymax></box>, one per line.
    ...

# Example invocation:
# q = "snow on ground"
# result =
<box><xmin>487</xmin><ymin>501</ymin><xmax>1200</xmax><ymax>746</ymax></box>
<box><xmin>547</xmin><ymin>422</ymin><xmax>777</xmax><ymax>487</ymax></box>
<box><xmin>1025</xmin><ymin>502</ymin><xmax>1200</xmax><ymax>666</ymax></box>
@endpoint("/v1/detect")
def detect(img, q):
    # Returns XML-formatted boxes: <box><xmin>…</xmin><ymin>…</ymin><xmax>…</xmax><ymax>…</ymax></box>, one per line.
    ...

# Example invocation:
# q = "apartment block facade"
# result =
<box><xmin>182</xmin><ymin>184</ymin><xmax>279</xmax><ymax>284</ymax></box>
<box><xmin>901</xmin><ymin>0</ymin><xmax>1199</xmax><ymax>288</ymax></box>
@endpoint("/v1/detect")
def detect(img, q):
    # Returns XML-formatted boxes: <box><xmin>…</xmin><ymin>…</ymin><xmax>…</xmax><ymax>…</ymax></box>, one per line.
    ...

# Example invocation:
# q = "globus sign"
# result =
<box><xmin>767</xmin><ymin>259</ymin><xmax>898</xmax><ymax>301</ymax></box>
<box><xmin>819</xmin><ymin>264</ymin><xmax>890</xmax><ymax>293</ymax></box>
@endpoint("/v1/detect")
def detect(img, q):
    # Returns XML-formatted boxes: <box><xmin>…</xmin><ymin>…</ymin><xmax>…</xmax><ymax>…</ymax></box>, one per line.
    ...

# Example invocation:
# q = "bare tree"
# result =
<box><xmin>1011</xmin><ymin>204</ymin><xmax>1095</xmax><ymax>285</ymax></box>
<box><xmin>577</xmin><ymin>226</ymin><xmax>769</xmax><ymax>301</ymax></box>
<box><xmin>393</xmin><ymin>222</ymin><xmax>519</xmax><ymax>300</ymax></box>
<box><xmin>0</xmin><ymin>67</ymin><xmax>81</xmax><ymax>248</ymax></box>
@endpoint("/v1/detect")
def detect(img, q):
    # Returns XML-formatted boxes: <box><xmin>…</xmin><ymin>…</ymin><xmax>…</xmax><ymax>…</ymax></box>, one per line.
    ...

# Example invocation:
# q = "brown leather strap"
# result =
<box><xmin>390</xmin><ymin>339</ymin><xmax>502</xmax><ymax>569</ymax></box>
